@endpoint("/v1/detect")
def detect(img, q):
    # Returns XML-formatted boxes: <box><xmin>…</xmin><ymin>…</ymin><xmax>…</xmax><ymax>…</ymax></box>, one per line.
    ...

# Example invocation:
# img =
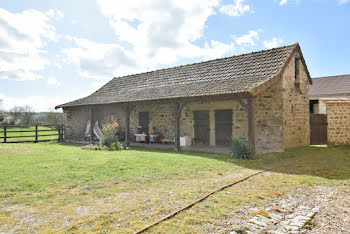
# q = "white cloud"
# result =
<box><xmin>62</xmin><ymin>36</ymin><xmax>235</xmax><ymax>79</ymax></box>
<box><xmin>45</xmin><ymin>9</ymin><xmax>64</xmax><ymax>20</ymax></box>
<box><xmin>263</xmin><ymin>37</ymin><xmax>284</xmax><ymax>49</ymax></box>
<box><xmin>0</xmin><ymin>93</ymin><xmax>67</xmax><ymax>112</ymax></box>
<box><xmin>47</xmin><ymin>77</ymin><xmax>60</xmax><ymax>86</ymax></box>
<box><xmin>232</xmin><ymin>30</ymin><xmax>261</xmax><ymax>46</ymax></box>
<box><xmin>62</xmin><ymin>37</ymin><xmax>141</xmax><ymax>79</ymax></box>
<box><xmin>220</xmin><ymin>0</ymin><xmax>252</xmax><ymax>17</ymax></box>
<box><xmin>279</xmin><ymin>0</ymin><xmax>288</xmax><ymax>6</ymax></box>
<box><xmin>62</xmin><ymin>0</ymin><xmax>235</xmax><ymax>80</ymax></box>
<box><xmin>338</xmin><ymin>0</ymin><xmax>350</xmax><ymax>5</ymax></box>
<box><xmin>0</xmin><ymin>8</ymin><xmax>60</xmax><ymax>81</ymax></box>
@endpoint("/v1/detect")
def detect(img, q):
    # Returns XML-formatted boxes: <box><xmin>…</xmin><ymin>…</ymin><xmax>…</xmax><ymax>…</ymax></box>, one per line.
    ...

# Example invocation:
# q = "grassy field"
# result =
<box><xmin>0</xmin><ymin>126</ymin><xmax>59</xmax><ymax>143</ymax></box>
<box><xmin>0</xmin><ymin>143</ymin><xmax>349</xmax><ymax>233</ymax></box>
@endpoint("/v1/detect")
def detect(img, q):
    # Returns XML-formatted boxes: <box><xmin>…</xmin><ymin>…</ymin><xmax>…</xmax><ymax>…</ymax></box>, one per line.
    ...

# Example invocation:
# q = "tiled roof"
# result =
<box><xmin>56</xmin><ymin>43</ymin><xmax>303</xmax><ymax>108</ymax></box>
<box><xmin>310</xmin><ymin>75</ymin><xmax>350</xmax><ymax>96</ymax></box>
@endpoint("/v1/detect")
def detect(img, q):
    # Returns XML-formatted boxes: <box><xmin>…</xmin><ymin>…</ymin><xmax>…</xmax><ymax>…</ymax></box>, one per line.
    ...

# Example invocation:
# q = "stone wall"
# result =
<box><xmin>130</xmin><ymin>103</ymin><xmax>175</xmax><ymax>139</ymax></box>
<box><xmin>282</xmin><ymin>53</ymin><xmax>310</xmax><ymax>148</ymax></box>
<box><xmin>310</xmin><ymin>94</ymin><xmax>350</xmax><ymax>114</ymax></box>
<box><xmin>130</xmin><ymin>99</ymin><xmax>248</xmax><ymax>145</ymax></box>
<box><xmin>254</xmin><ymin>51</ymin><xmax>310</xmax><ymax>153</ymax></box>
<box><xmin>326</xmin><ymin>102</ymin><xmax>350</xmax><ymax>145</ymax></box>
<box><xmin>63</xmin><ymin>104</ymin><xmax>126</xmax><ymax>141</ymax></box>
<box><xmin>255</xmin><ymin>77</ymin><xmax>284</xmax><ymax>153</ymax></box>
<box><xmin>63</xmin><ymin>106</ymin><xmax>91</xmax><ymax>140</ymax></box>
<box><xmin>94</xmin><ymin>104</ymin><xmax>126</xmax><ymax>129</ymax></box>
<box><xmin>180</xmin><ymin>100</ymin><xmax>248</xmax><ymax>146</ymax></box>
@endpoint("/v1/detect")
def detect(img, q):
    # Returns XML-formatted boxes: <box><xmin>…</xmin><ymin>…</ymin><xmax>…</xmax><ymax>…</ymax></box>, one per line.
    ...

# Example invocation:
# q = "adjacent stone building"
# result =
<box><xmin>56</xmin><ymin>43</ymin><xmax>312</xmax><ymax>154</ymax></box>
<box><xmin>310</xmin><ymin>74</ymin><xmax>350</xmax><ymax>114</ymax></box>
<box><xmin>309</xmin><ymin>75</ymin><xmax>350</xmax><ymax>145</ymax></box>
<box><xmin>323</xmin><ymin>98</ymin><xmax>350</xmax><ymax>145</ymax></box>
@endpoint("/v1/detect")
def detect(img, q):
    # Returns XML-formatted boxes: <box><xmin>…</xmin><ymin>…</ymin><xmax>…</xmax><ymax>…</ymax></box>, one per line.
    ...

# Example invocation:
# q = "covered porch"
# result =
<box><xmin>86</xmin><ymin>94</ymin><xmax>257</xmax><ymax>154</ymax></box>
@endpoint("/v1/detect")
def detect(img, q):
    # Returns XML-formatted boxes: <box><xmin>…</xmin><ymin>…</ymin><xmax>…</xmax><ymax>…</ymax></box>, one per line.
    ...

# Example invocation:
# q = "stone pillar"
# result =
<box><xmin>209</xmin><ymin>110</ymin><xmax>215</xmax><ymax>146</ymax></box>
<box><xmin>248</xmin><ymin>97</ymin><xmax>256</xmax><ymax>154</ymax></box>
<box><xmin>174</xmin><ymin>102</ymin><xmax>181</xmax><ymax>151</ymax></box>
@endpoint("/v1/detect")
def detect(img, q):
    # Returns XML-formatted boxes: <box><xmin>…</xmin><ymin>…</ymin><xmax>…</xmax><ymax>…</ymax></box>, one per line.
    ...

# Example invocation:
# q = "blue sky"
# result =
<box><xmin>0</xmin><ymin>0</ymin><xmax>349</xmax><ymax>111</ymax></box>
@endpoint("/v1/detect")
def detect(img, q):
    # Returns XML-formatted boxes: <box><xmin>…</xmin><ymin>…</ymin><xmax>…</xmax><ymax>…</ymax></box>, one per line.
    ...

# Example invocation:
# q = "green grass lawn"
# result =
<box><xmin>0</xmin><ymin>126</ymin><xmax>59</xmax><ymax>143</ymax></box>
<box><xmin>0</xmin><ymin>143</ymin><xmax>349</xmax><ymax>233</ymax></box>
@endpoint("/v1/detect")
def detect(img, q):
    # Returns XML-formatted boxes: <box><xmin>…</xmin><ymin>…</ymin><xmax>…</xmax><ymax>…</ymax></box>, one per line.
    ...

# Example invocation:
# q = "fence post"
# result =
<box><xmin>4</xmin><ymin>125</ymin><xmax>7</xmax><ymax>143</ymax></box>
<box><xmin>58</xmin><ymin>125</ymin><xmax>62</xmax><ymax>142</ymax></box>
<box><xmin>58</xmin><ymin>126</ymin><xmax>61</xmax><ymax>142</ymax></box>
<box><xmin>35</xmin><ymin>125</ymin><xmax>38</xmax><ymax>143</ymax></box>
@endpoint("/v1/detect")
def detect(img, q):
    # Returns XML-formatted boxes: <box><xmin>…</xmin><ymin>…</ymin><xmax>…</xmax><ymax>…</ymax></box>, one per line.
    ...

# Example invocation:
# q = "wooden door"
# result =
<box><xmin>139</xmin><ymin>112</ymin><xmax>149</xmax><ymax>134</ymax></box>
<box><xmin>310</xmin><ymin>114</ymin><xmax>327</xmax><ymax>145</ymax></box>
<box><xmin>194</xmin><ymin>111</ymin><xmax>210</xmax><ymax>145</ymax></box>
<box><xmin>215</xmin><ymin>110</ymin><xmax>233</xmax><ymax>146</ymax></box>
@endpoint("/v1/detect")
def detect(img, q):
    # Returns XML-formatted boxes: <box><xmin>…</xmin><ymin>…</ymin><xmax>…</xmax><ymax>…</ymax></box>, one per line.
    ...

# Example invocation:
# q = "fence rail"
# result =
<box><xmin>0</xmin><ymin>125</ymin><xmax>64</xmax><ymax>143</ymax></box>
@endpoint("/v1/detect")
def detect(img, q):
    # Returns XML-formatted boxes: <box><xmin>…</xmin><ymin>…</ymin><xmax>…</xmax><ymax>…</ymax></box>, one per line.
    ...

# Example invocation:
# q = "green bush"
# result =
<box><xmin>100</xmin><ymin>122</ymin><xmax>123</xmax><ymax>150</ymax></box>
<box><xmin>110</xmin><ymin>142</ymin><xmax>124</xmax><ymax>151</ymax></box>
<box><xmin>231</xmin><ymin>137</ymin><xmax>252</xmax><ymax>159</ymax></box>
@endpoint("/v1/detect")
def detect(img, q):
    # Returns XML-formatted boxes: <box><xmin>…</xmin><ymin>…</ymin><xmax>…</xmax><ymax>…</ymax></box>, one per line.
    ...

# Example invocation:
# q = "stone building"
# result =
<box><xmin>310</xmin><ymin>74</ymin><xmax>350</xmax><ymax>114</ymax></box>
<box><xmin>321</xmin><ymin>98</ymin><xmax>350</xmax><ymax>145</ymax></box>
<box><xmin>309</xmin><ymin>75</ymin><xmax>350</xmax><ymax>145</ymax></box>
<box><xmin>56</xmin><ymin>43</ymin><xmax>312</xmax><ymax>154</ymax></box>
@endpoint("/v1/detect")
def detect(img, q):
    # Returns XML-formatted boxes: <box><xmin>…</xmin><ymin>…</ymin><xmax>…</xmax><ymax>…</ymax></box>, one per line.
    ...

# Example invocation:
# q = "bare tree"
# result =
<box><xmin>22</xmin><ymin>106</ymin><xmax>35</xmax><ymax>125</ymax></box>
<box><xmin>10</xmin><ymin>106</ymin><xmax>25</xmax><ymax>124</ymax></box>
<box><xmin>0</xmin><ymin>99</ymin><xmax>4</xmax><ymax>123</ymax></box>
<box><xmin>47</xmin><ymin>109</ymin><xmax>65</xmax><ymax>127</ymax></box>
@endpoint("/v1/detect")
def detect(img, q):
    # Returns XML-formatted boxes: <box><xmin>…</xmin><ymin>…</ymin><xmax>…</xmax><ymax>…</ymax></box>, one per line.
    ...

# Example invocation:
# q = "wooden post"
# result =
<box><xmin>90</xmin><ymin>106</ymin><xmax>94</xmax><ymax>144</ymax></box>
<box><xmin>35</xmin><ymin>124</ymin><xmax>38</xmax><ymax>143</ymax></box>
<box><xmin>4</xmin><ymin>125</ymin><xmax>7</xmax><ymax>143</ymax></box>
<box><xmin>174</xmin><ymin>102</ymin><xmax>181</xmax><ymax>151</ymax></box>
<box><xmin>61</xmin><ymin>124</ymin><xmax>64</xmax><ymax>141</ymax></box>
<box><xmin>247</xmin><ymin>97</ymin><xmax>256</xmax><ymax>154</ymax></box>
<box><xmin>58</xmin><ymin>125</ymin><xmax>62</xmax><ymax>142</ymax></box>
<box><xmin>125</xmin><ymin>105</ymin><xmax>131</xmax><ymax>147</ymax></box>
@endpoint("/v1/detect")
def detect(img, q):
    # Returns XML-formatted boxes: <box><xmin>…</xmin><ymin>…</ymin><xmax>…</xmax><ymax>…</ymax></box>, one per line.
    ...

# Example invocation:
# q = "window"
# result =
<box><xmin>309</xmin><ymin>100</ymin><xmax>319</xmax><ymax>114</ymax></box>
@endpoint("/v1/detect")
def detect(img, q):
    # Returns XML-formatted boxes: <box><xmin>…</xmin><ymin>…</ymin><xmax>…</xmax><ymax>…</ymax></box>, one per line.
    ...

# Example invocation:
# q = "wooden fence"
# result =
<box><xmin>0</xmin><ymin>125</ymin><xmax>64</xmax><ymax>143</ymax></box>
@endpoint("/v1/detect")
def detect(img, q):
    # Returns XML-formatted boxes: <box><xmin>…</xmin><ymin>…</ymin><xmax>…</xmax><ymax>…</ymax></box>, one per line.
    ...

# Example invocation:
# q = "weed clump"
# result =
<box><xmin>231</xmin><ymin>137</ymin><xmax>252</xmax><ymax>159</ymax></box>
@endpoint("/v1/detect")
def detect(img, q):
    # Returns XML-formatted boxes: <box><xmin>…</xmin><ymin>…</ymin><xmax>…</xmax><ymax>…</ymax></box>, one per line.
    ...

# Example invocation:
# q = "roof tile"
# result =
<box><xmin>57</xmin><ymin>44</ymin><xmax>298</xmax><ymax>108</ymax></box>
<box><xmin>310</xmin><ymin>75</ymin><xmax>350</xmax><ymax>96</ymax></box>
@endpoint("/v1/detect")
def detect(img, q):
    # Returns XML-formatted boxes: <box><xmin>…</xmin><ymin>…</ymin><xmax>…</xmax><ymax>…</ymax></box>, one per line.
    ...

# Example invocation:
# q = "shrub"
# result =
<box><xmin>110</xmin><ymin>142</ymin><xmax>124</xmax><ymax>151</ymax></box>
<box><xmin>231</xmin><ymin>137</ymin><xmax>252</xmax><ymax>159</ymax></box>
<box><xmin>100</xmin><ymin>122</ymin><xmax>122</xmax><ymax>150</ymax></box>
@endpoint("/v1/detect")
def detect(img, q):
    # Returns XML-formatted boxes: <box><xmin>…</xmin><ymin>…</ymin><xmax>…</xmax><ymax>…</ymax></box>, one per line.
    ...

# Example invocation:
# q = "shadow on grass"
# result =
<box><xmin>58</xmin><ymin>142</ymin><xmax>350</xmax><ymax>181</ymax></box>
<box><xmin>192</xmin><ymin>145</ymin><xmax>350</xmax><ymax>181</ymax></box>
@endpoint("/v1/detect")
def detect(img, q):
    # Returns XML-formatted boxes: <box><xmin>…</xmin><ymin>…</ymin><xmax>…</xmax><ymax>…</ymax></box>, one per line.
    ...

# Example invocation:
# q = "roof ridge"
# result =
<box><xmin>109</xmin><ymin>43</ymin><xmax>298</xmax><ymax>81</ymax></box>
<box><xmin>312</xmin><ymin>74</ymin><xmax>350</xmax><ymax>79</ymax></box>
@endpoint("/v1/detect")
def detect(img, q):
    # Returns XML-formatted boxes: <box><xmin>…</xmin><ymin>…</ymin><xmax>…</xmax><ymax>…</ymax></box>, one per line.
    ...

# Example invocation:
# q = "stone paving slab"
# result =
<box><xmin>231</xmin><ymin>202</ymin><xmax>320</xmax><ymax>234</ymax></box>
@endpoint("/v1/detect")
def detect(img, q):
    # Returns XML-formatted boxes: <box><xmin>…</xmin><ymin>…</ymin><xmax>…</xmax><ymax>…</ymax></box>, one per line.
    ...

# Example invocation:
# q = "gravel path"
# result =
<box><xmin>308</xmin><ymin>185</ymin><xmax>350</xmax><ymax>234</ymax></box>
<box><xmin>206</xmin><ymin>185</ymin><xmax>349</xmax><ymax>233</ymax></box>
